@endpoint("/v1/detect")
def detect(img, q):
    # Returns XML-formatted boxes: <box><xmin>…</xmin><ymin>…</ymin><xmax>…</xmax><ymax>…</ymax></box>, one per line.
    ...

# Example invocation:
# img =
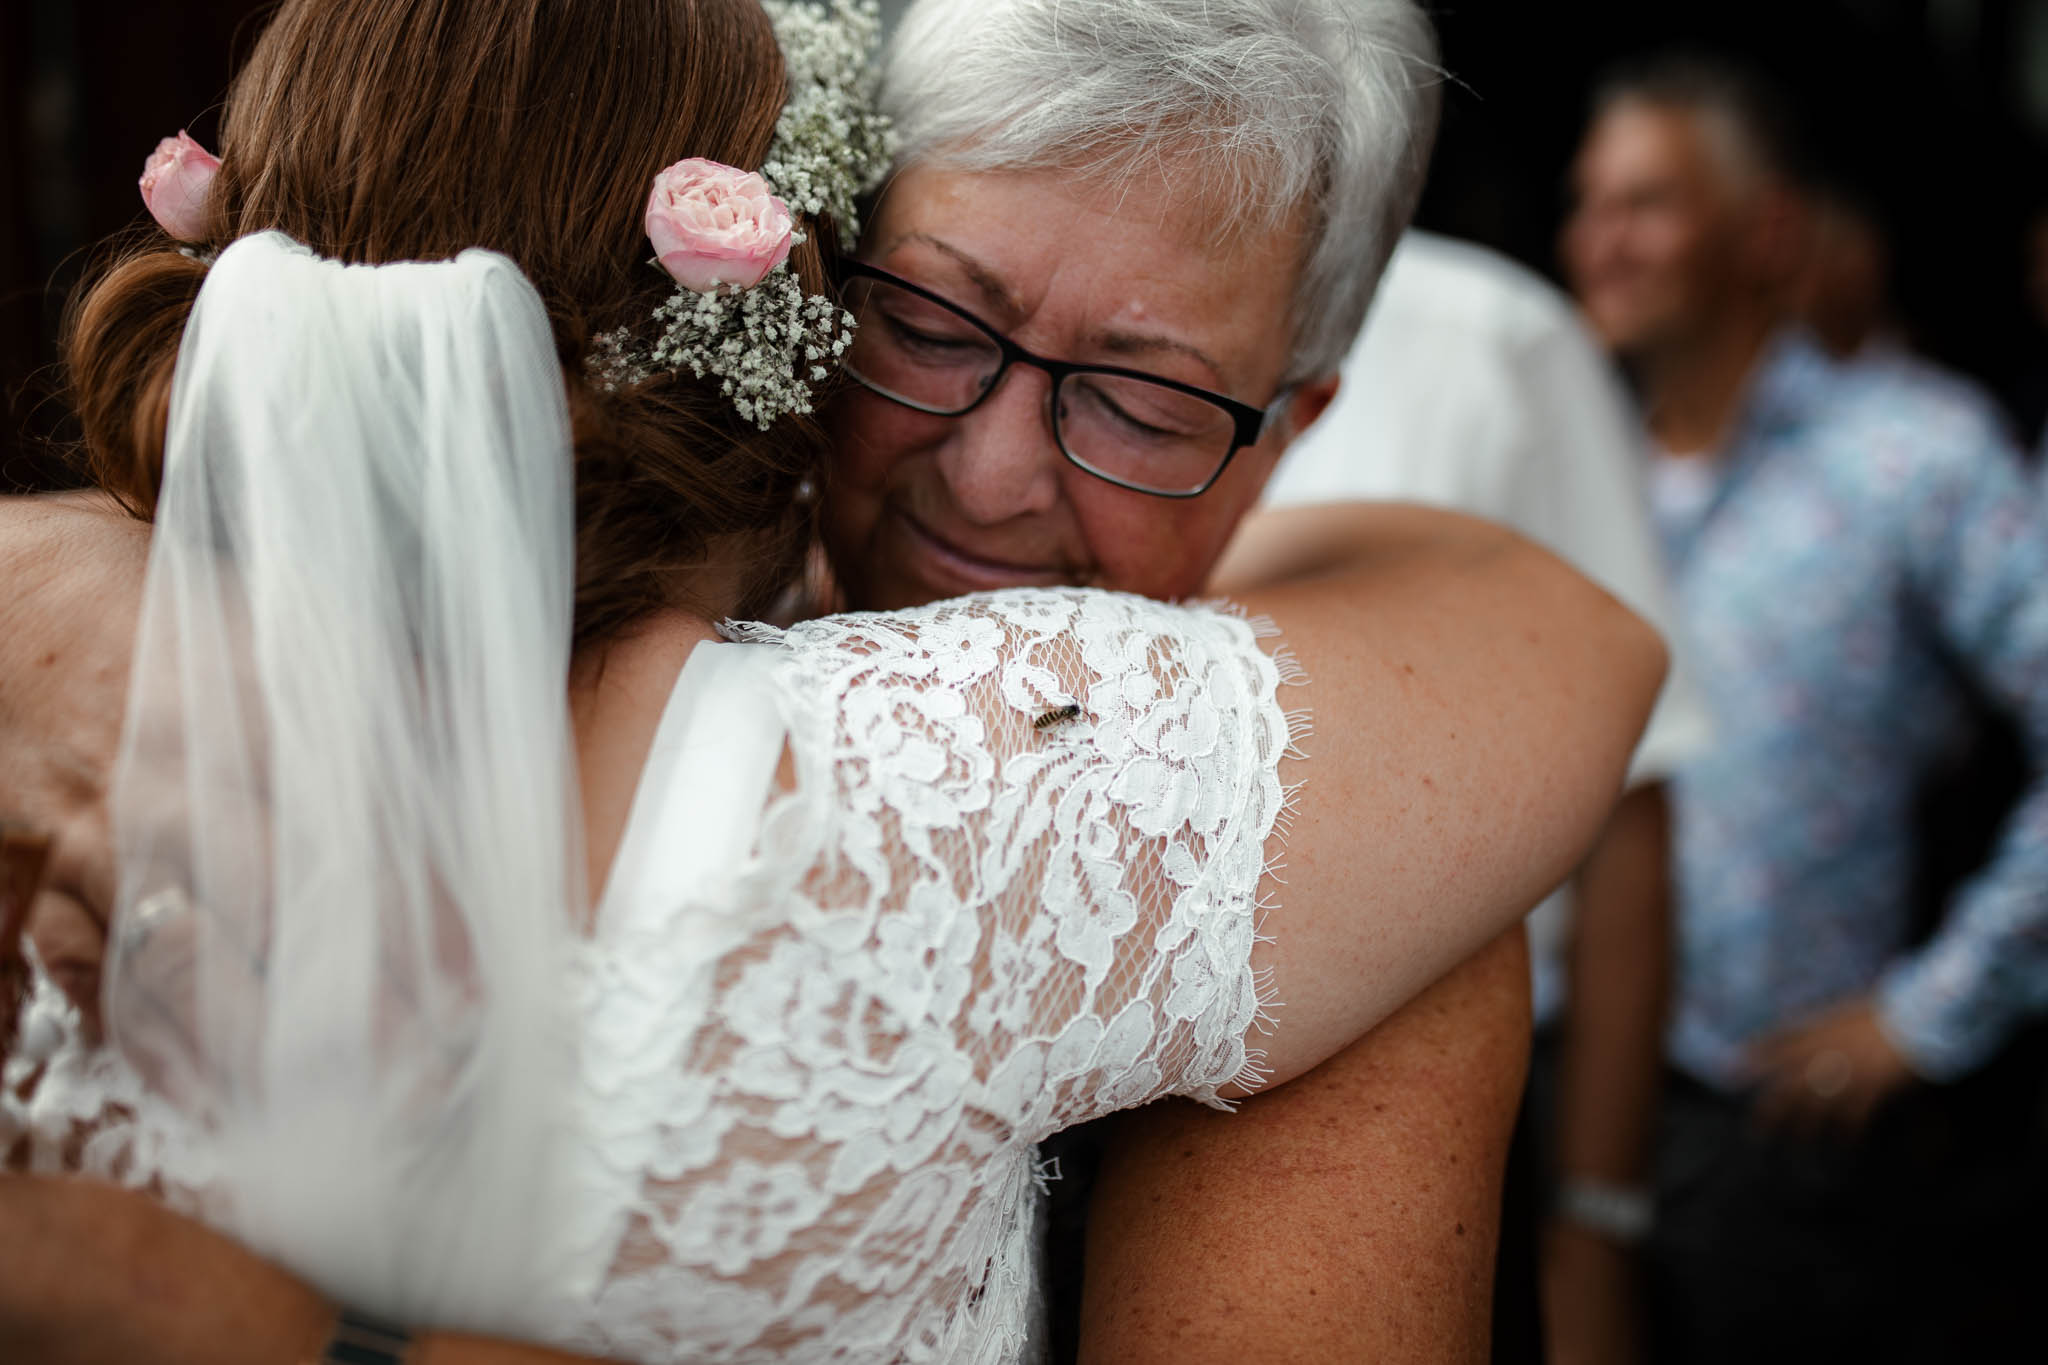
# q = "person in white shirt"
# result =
<box><xmin>1268</xmin><ymin>229</ymin><xmax>1712</xmax><ymax>1365</ymax></box>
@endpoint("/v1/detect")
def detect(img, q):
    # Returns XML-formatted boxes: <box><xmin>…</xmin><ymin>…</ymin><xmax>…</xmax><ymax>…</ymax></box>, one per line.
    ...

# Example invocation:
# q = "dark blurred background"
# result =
<box><xmin>7</xmin><ymin>0</ymin><xmax>2048</xmax><ymax>490</ymax></box>
<box><xmin>3</xmin><ymin>1</ymin><xmax>266</xmax><ymax>490</ymax></box>
<box><xmin>1413</xmin><ymin>0</ymin><xmax>2048</xmax><ymax>449</ymax></box>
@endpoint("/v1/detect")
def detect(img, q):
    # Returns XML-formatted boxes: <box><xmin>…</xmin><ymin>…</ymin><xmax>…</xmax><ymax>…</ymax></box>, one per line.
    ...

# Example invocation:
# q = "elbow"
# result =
<box><xmin>1520</xmin><ymin>543</ymin><xmax>1669</xmax><ymax>766</ymax></box>
<box><xmin>1578</xmin><ymin>587</ymin><xmax>1669</xmax><ymax>787</ymax></box>
<box><xmin>1614</xmin><ymin>596</ymin><xmax>1670</xmax><ymax>727</ymax></box>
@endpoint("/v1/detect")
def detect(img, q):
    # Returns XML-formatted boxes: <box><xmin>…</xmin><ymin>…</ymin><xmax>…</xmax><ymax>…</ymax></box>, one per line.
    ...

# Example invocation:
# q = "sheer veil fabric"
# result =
<box><xmin>104</xmin><ymin>231</ymin><xmax>582</xmax><ymax>1332</ymax></box>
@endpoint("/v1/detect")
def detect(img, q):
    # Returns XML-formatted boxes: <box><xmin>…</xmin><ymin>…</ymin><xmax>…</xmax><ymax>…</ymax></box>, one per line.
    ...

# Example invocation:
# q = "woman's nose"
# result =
<box><xmin>935</xmin><ymin>366</ymin><xmax>1068</xmax><ymax>525</ymax></box>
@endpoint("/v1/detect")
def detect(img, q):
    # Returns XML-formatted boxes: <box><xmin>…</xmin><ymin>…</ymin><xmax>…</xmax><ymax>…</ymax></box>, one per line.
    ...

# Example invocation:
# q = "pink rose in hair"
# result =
<box><xmin>645</xmin><ymin>158</ymin><xmax>795</xmax><ymax>292</ymax></box>
<box><xmin>139</xmin><ymin>131</ymin><xmax>220</xmax><ymax>242</ymax></box>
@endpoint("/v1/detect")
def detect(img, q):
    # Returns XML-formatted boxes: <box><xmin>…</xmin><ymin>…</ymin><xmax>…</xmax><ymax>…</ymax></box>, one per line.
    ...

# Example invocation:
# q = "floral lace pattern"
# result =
<box><xmin>561</xmin><ymin>590</ymin><xmax>1303</xmax><ymax>1362</ymax></box>
<box><xmin>8</xmin><ymin>588</ymin><xmax>1304</xmax><ymax>1364</ymax></box>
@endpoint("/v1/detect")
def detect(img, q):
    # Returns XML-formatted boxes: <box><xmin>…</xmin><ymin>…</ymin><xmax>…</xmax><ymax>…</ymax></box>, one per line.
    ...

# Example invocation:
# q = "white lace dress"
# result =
<box><xmin>5</xmin><ymin>587</ymin><xmax>1306</xmax><ymax>1364</ymax></box>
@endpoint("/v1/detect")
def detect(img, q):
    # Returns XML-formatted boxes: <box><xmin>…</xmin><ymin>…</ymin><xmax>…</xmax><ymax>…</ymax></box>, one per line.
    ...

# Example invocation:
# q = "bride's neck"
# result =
<box><xmin>569</xmin><ymin>606</ymin><xmax>724</xmax><ymax>907</ymax></box>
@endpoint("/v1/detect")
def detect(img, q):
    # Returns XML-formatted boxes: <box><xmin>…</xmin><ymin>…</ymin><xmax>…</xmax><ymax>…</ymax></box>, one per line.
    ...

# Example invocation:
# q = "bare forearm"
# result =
<box><xmin>1540</xmin><ymin>789</ymin><xmax>1668</xmax><ymax>1365</ymax></box>
<box><xmin>413</xmin><ymin>1334</ymin><xmax>603</xmax><ymax>1364</ymax></box>
<box><xmin>1078</xmin><ymin>929</ymin><xmax>1532</xmax><ymax>1365</ymax></box>
<box><xmin>1553</xmin><ymin>786</ymin><xmax>1672</xmax><ymax>1184</ymax></box>
<box><xmin>0</xmin><ymin>1177</ymin><xmax>607</xmax><ymax>1365</ymax></box>
<box><xmin>0</xmin><ymin>1175</ymin><xmax>329</xmax><ymax>1365</ymax></box>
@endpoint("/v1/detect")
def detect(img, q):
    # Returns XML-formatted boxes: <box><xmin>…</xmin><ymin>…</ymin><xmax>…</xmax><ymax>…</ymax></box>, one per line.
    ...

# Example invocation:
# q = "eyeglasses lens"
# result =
<box><xmin>1054</xmin><ymin>372</ymin><xmax>1237</xmax><ymax>496</ymax></box>
<box><xmin>843</xmin><ymin>275</ymin><xmax>1237</xmax><ymax>496</ymax></box>
<box><xmin>841</xmin><ymin>277</ymin><xmax>1001</xmax><ymax>415</ymax></box>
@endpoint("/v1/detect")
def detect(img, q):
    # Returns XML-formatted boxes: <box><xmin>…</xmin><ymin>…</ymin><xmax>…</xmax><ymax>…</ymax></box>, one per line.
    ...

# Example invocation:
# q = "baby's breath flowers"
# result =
<box><xmin>761</xmin><ymin>0</ymin><xmax>894</xmax><ymax>241</ymax></box>
<box><xmin>617</xmin><ymin>264</ymin><xmax>854</xmax><ymax>430</ymax></box>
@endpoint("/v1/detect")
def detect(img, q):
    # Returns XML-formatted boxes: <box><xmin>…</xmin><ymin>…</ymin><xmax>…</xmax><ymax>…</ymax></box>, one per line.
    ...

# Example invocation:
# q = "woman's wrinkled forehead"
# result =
<box><xmin>862</xmin><ymin>160</ymin><xmax>1310</xmax><ymax>394</ymax></box>
<box><xmin>894</xmin><ymin>127</ymin><xmax>1313</xmax><ymax>252</ymax></box>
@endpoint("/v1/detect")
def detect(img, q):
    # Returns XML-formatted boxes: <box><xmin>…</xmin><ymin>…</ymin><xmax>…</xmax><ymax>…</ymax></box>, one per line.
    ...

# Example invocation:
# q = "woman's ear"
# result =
<box><xmin>1281</xmin><ymin>372</ymin><xmax>1342</xmax><ymax>443</ymax></box>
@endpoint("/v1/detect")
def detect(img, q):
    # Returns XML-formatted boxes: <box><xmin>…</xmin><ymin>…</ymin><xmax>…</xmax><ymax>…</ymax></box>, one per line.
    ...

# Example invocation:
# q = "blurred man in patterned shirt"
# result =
<box><xmin>1565</xmin><ymin>55</ymin><xmax>2048</xmax><ymax>1365</ymax></box>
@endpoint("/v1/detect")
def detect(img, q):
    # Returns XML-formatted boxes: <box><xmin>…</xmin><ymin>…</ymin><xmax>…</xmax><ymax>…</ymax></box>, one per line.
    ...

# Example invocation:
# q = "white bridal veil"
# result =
<box><xmin>104</xmin><ymin>231</ymin><xmax>581</xmax><ymax>1331</ymax></box>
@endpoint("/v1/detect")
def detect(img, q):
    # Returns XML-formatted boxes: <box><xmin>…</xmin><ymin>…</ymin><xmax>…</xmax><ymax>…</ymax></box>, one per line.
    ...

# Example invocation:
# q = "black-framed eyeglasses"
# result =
<box><xmin>837</xmin><ymin>260</ymin><xmax>1291</xmax><ymax>498</ymax></box>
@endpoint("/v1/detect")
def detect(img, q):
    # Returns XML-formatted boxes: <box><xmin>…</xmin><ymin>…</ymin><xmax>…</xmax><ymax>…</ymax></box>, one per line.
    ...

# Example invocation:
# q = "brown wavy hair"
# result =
<box><xmin>63</xmin><ymin>0</ymin><xmax>831</xmax><ymax>649</ymax></box>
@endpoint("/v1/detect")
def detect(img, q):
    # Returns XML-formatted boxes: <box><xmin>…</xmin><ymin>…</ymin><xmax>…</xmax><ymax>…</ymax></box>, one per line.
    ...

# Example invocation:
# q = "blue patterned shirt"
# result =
<box><xmin>1658</xmin><ymin>333</ymin><xmax>2048</xmax><ymax>1088</ymax></box>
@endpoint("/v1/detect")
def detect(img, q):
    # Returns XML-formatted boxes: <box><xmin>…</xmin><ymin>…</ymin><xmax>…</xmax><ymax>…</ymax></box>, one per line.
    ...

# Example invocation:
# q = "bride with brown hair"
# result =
<box><xmin>0</xmin><ymin>0</ymin><xmax>1661</xmax><ymax>1361</ymax></box>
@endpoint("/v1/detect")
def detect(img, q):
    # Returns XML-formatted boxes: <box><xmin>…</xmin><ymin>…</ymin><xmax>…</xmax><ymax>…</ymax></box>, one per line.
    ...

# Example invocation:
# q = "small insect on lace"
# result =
<box><xmin>1033</xmin><ymin>704</ymin><xmax>1083</xmax><ymax>731</ymax></box>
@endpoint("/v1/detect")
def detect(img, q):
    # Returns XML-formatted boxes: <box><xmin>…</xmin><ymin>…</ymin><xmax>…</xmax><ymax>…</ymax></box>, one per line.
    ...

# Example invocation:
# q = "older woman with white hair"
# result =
<box><xmin>828</xmin><ymin>0</ymin><xmax>1439</xmax><ymax>613</ymax></box>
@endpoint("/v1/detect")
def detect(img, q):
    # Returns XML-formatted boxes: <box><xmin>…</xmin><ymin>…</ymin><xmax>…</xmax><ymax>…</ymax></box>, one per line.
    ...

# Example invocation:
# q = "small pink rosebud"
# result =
<box><xmin>644</xmin><ymin>158</ymin><xmax>795</xmax><ymax>292</ymax></box>
<box><xmin>139</xmin><ymin>131</ymin><xmax>220</xmax><ymax>242</ymax></box>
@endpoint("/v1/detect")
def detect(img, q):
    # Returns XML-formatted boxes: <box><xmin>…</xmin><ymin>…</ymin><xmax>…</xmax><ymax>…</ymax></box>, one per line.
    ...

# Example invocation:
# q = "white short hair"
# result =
<box><xmin>880</xmin><ymin>0</ymin><xmax>1442</xmax><ymax>380</ymax></box>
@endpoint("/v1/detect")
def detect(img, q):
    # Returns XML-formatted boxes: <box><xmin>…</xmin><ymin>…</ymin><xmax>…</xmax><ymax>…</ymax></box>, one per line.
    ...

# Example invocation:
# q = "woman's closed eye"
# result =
<box><xmin>879</xmin><ymin>308</ymin><xmax>985</xmax><ymax>363</ymax></box>
<box><xmin>1066</xmin><ymin>376</ymin><xmax>1204</xmax><ymax>443</ymax></box>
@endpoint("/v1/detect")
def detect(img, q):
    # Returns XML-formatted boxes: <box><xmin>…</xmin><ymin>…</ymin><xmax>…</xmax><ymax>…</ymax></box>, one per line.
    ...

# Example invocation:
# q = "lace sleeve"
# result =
<box><xmin>738</xmin><ymin>585</ymin><xmax>1306</xmax><ymax>1130</ymax></box>
<box><xmin>565</xmin><ymin>587</ymin><xmax>1306</xmax><ymax>1361</ymax></box>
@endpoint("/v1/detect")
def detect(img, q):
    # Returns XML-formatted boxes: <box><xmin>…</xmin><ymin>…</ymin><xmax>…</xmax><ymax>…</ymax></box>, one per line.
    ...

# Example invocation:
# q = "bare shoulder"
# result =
<box><xmin>0</xmin><ymin>492</ymin><xmax>149</xmax><ymax>593</ymax></box>
<box><xmin>1079</xmin><ymin>929</ymin><xmax>1531</xmax><ymax>1365</ymax></box>
<box><xmin>569</xmin><ymin>610</ymin><xmax>724</xmax><ymax>899</ymax></box>
<box><xmin>1215</xmin><ymin>504</ymin><xmax>1659</xmax><ymax>1088</ymax></box>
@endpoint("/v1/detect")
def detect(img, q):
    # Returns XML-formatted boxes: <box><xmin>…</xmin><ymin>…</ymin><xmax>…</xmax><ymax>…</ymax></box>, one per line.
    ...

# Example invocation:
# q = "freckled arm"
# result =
<box><xmin>1078</xmin><ymin>930</ymin><xmax>1531</xmax><ymax>1364</ymax></box>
